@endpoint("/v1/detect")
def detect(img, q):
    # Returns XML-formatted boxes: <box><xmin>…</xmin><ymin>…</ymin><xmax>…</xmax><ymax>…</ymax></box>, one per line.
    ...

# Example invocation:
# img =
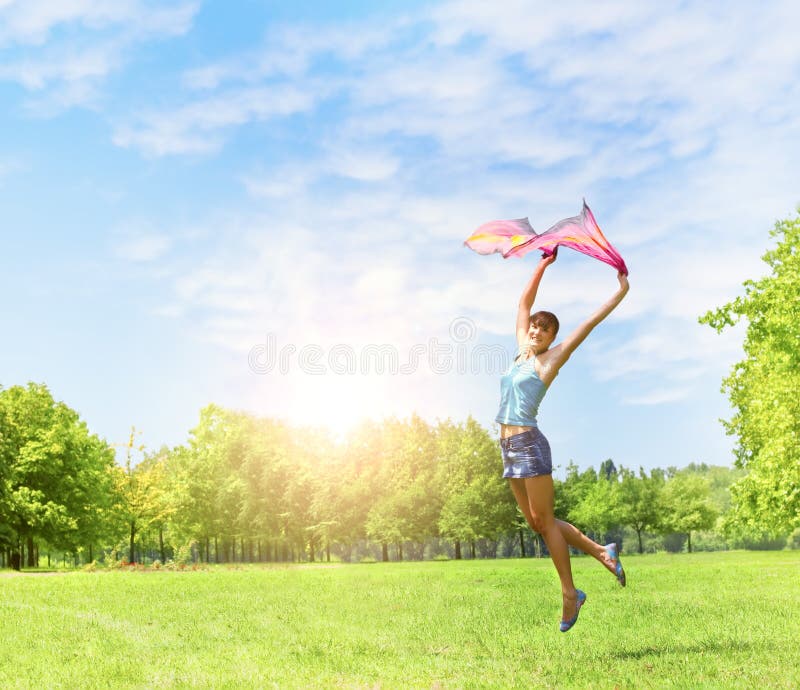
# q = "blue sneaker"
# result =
<box><xmin>559</xmin><ymin>589</ymin><xmax>587</xmax><ymax>633</ymax></box>
<box><xmin>605</xmin><ymin>543</ymin><xmax>626</xmax><ymax>587</ymax></box>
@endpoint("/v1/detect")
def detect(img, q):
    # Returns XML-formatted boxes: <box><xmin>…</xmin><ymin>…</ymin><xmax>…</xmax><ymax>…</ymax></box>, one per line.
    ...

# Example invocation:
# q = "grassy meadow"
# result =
<box><xmin>1</xmin><ymin>551</ymin><xmax>798</xmax><ymax>689</ymax></box>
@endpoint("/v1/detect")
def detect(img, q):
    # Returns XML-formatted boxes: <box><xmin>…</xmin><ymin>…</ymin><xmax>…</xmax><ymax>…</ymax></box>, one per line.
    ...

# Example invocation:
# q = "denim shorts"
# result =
<box><xmin>499</xmin><ymin>428</ymin><xmax>552</xmax><ymax>479</ymax></box>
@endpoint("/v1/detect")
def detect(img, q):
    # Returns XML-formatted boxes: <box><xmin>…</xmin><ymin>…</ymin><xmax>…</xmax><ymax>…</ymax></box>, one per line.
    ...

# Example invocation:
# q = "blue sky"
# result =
<box><xmin>1</xmin><ymin>0</ymin><xmax>798</xmax><ymax>474</ymax></box>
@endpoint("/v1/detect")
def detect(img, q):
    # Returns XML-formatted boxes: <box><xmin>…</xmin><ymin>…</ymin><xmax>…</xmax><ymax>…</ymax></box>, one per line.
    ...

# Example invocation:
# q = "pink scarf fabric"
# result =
<box><xmin>464</xmin><ymin>200</ymin><xmax>628</xmax><ymax>275</ymax></box>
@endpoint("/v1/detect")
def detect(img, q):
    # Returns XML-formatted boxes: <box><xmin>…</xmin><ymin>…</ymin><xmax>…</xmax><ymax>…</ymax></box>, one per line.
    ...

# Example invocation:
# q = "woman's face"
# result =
<box><xmin>528</xmin><ymin>320</ymin><xmax>556</xmax><ymax>353</ymax></box>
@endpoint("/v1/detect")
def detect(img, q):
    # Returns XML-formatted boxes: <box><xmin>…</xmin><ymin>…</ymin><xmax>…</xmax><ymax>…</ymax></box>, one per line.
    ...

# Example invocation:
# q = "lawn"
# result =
<box><xmin>0</xmin><ymin>551</ymin><xmax>798</xmax><ymax>689</ymax></box>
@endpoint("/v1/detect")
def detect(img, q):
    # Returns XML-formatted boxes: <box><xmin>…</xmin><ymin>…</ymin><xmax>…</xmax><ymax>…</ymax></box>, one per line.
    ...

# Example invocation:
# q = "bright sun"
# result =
<box><xmin>284</xmin><ymin>375</ymin><xmax>384</xmax><ymax>438</ymax></box>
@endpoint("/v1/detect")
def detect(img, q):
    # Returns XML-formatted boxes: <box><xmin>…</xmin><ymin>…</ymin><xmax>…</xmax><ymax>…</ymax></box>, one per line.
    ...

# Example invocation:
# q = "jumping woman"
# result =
<box><xmin>496</xmin><ymin>249</ymin><xmax>629</xmax><ymax>632</ymax></box>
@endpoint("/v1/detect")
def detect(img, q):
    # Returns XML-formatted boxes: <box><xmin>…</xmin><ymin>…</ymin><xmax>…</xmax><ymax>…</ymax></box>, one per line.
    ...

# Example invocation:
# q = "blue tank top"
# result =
<box><xmin>495</xmin><ymin>351</ymin><xmax>548</xmax><ymax>427</ymax></box>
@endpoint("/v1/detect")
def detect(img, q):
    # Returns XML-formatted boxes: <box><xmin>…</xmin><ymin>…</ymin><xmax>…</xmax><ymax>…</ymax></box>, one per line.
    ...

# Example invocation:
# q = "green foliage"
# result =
<box><xmin>568</xmin><ymin>475</ymin><xmax>622</xmax><ymax>537</ymax></box>
<box><xmin>701</xmin><ymin>210</ymin><xmax>800</xmax><ymax>533</ymax></box>
<box><xmin>559</xmin><ymin>462</ymin><xmax>622</xmax><ymax>543</ymax></box>
<box><xmin>661</xmin><ymin>472</ymin><xmax>718</xmax><ymax>552</ymax></box>
<box><xmin>435</xmin><ymin>417</ymin><xmax>516</xmax><ymax>551</ymax></box>
<box><xmin>681</xmin><ymin>462</ymin><xmax>745</xmax><ymax>514</ymax></box>
<box><xmin>1</xmin><ymin>381</ymin><xmax>789</xmax><ymax>568</ymax></box>
<box><xmin>617</xmin><ymin>467</ymin><xmax>664</xmax><ymax>553</ymax></box>
<box><xmin>558</xmin><ymin>462</ymin><xmax>598</xmax><ymax>515</ymax></box>
<box><xmin>110</xmin><ymin>428</ymin><xmax>175</xmax><ymax>562</ymax></box>
<box><xmin>365</xmin><ymin>415</ymin><xmax>443</xmax><ymax>555</ymax></box>
<box><xmin>0</xmin><ymin>383</ymin><xmax>115</xmax><ymax>559</ymax></box>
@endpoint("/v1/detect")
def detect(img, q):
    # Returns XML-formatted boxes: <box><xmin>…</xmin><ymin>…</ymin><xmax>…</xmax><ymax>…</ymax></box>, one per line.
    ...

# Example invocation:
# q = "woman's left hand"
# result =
<box><xmin>540</xmin><ymin>247</ymin><xmax>558</xmax><ymax>267</ymax></box>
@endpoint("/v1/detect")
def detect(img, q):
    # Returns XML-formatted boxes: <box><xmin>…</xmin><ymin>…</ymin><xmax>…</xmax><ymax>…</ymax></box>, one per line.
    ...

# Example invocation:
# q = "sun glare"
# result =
<box><xmin>285</xmin><ymin>375</ymin><xmax>385</xmax><ymax>440</ymax></box>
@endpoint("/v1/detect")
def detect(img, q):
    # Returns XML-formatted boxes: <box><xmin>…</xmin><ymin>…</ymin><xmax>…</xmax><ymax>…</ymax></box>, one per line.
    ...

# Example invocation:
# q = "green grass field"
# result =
<box><xmin>1</xmin><ymin>551</ymin><xmax>798</xmax><ymax>689</ymax></box>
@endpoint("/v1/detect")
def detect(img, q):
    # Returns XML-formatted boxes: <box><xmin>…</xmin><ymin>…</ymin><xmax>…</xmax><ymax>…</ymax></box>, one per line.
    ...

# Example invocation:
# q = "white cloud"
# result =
<box><xmin>328</xmin><ymin>149</ymin><xmax>399</xmax><ymax>182</ymax></box>
<box><xmin>622</xmin><ymin>387</ymin><xmax>692</xmax><ymax>406</ymax></box>
<box><xmin>587</xmin><ymin>317</ymin><xmax>746</xmax><ymax>383</ymax></box>
<box><xmin>114</xmin><ymin>233</ymin><xmax>171</xmax><ymax>262</ymax></box>
<box><xmin>96</xmin><ymin>1</ymin><xmax>798</xmax><ymax>430</ymax></box>
<box><xmin>0</xmin><ymin>42</ymin><xmax>120</xmax><ymax>90</ymax></box>
<box><xmin>0</xmin><ymin>1</ymin><xmax>199</xmax><ymax>109</ymax></box>
<box><xmin>241</xmin><ymin>145</ymin><xmax>400</xmax><ymax>197</ymax></box>
<box><xmin>114</xmin><ymin>84</ymin><xmax>320</xmax><ymax>156</ymax></box>
<box><xmin>242</xmin><ymin>168</ymin><xmax>315</xmax><ymax>200</ymax></box>
<box><xmin>0</xmin><ymin>1</ymin><xmax>197</xmax><ymax>46</ymax></box>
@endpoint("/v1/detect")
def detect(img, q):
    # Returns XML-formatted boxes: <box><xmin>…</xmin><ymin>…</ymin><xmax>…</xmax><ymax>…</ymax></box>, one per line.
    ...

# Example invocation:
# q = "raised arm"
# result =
<box><xmin>546</xmin><ymin>271</ymin><xmax>629</xmax><ymax>372</ymax></box>
<box><xmin>515</xmin><ymin>250</ymin><xmax>557</xmax><ymax>348</ymax></box>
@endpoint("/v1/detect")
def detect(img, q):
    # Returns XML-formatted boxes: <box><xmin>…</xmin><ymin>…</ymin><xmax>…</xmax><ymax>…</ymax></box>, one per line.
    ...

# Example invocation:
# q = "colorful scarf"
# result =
<box><xmin>464</xmin><ymin>200</ymin><xmax>628</xmax><ymax>275</ymax></box>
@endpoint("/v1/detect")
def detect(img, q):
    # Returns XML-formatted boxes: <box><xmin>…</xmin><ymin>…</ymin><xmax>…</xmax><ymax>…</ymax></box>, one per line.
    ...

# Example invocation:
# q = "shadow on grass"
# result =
<box><xmin>610</xmin><ymin>639</ymin><xmax>759</xmax><ymax>660</ymax></box>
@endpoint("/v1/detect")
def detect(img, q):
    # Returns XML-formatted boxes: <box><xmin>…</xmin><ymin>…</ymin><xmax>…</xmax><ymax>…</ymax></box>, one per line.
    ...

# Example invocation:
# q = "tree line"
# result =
<box><xmin>1</xmin><ymin>384</ymin><xmax>791</xmax><ymax>570</ymax></box>
<box><xmin>3</xmin><ymin>210</ymin><xmax>798</xmax><ymax>569</ymax></box>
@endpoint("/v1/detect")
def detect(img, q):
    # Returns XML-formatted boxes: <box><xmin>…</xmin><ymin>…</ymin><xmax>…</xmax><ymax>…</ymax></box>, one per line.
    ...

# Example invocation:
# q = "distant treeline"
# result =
<box><xmin>0</xmin><ymin>383</ymin><xmax>795</xmax><ymax>570</ymax></box>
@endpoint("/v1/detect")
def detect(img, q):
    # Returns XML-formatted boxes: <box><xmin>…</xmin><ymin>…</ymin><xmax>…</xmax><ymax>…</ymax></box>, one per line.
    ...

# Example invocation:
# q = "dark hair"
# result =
<box><xmin>529</xmin><ymin>310</ymin><xmax>559</xmax><ymax>336</ymax></box>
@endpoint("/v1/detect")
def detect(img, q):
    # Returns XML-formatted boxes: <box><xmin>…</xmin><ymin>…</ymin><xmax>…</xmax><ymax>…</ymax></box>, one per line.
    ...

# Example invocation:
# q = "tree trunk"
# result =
<box><xmin>470</xmin><ymin>541</ymin><xmax>476</xmax><ymax>559</ymax></box>
<box><xmin>159</xmin><ymin>528</ymin><xmax>166</xmax><ymax>563</ymax></box>
<box><xmin>518</xmin><ymin>529</ymin><xmax>526</xmax><ymax>558</ymax></box>
<box><xmin>454</xmin><ymin>540</ymin><xmax>462</xmax><ymax>560</ymax></box>
<box><xmin>398</xmin><ymin>543</ymin><xmax>404</xmax><ymax>561</ymax></box>
<box><xmin>637</xmin><ymin>529</ymin><xmax>644</xmax><ymax>554</ymax></box>
<box><xmin>687</xmin><ymin>532</ymin><xmax>692</xmax><ymax>553</ymax></box>
<box><xmin>26</xmin><ymin>537</ymin><xmax>35</xmax><ymax>567</ymax></box>
<box><xmin>129</xmin><ymin>521</ymin><xmax>136</xmax><ymax>563</ymax></box>
<box><xmin>381</xmin><ymin>542</ymin><xmax>389</xmax><ymax>562</ymax></box>
<box><xmin>309</xmin><ymin>538</ymin><xmax>315</xmax><ymax>563</ymax></box>
<box><xmin>326</xmin><ymin>543</ymin><xmax>331</xmax><ymax>562</ymax></box>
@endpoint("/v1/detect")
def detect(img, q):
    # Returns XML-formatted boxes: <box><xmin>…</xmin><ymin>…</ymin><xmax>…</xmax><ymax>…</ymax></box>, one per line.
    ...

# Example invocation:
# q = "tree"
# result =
<box><xmin>110</xmin><ymin>429</ymin><xmax>172</xmax><ymax>564</ymax></box>
<box><xmin>618</xmin><ymin>468</ymin><xmax>664</xmax><ymax>553</ymax></box>
<box><xmin>661</xmin><ymin>473</ymin><xmax>717</xmax><ymax>553</ymax></box>
<box><xmin>365</xmin><ymin>416</ymin><xmax>442</xmax><ymax>561</ymax></box>
<box><xmin>558</xmin><ymin>462</ymin><xmax>598</xmax><ymax>519</ymax></box>
<box><xmin>172</xmin><ymin>405</ymin><xmax>246</xmax><ymax>562</ymax></box>
<box><xmin>238</xmin><ymin>418</ymin><xmax>294</xmax><ymax>561</ymax></box>
<box><xmin>701</xmin><ymin>210</ymin><xmax>800</xmax><ymax>534</ymax></box>
<box><xmin>322</xmin><ymin>421</ymin><xmax>384</xmax><ymax>559</ymax></box>
<box><xmin>568</xmin><ymin>474</ymin><xmax>622</xmax><ymax>541</ymax></box>
<box><xmin>435</xmin><ymin>418</ymin><xmax>516</xmax><ymax>559</ymax></box>
<box><xmin>0</xmin><ymin>383</ymin><xmax>115</xmax><ymax>567</ymax></box>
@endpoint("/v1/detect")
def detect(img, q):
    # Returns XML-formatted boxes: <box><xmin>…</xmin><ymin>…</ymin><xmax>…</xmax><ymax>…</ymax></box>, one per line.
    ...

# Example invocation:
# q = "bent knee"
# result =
<box><xmin>530</xmin><ymin>513</ymin><xmax>555</xmax><ymax>534</ymax></box>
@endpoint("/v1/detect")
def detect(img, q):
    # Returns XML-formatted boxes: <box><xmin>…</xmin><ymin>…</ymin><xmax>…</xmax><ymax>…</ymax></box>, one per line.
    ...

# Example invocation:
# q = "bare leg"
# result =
<box><xmin>556</xmin><ymin>520</ymin><xmax>617</xmax><ymax>574</ymax></box>
<box><xmin>510</xmin><ymin>477</ymin><xmax>577</xmax><ymax>622</ymax></box>
<box><xmin>509</xmin><ymin>480</ymin><xmax>617</xmax><ymax>576</ymax></box>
